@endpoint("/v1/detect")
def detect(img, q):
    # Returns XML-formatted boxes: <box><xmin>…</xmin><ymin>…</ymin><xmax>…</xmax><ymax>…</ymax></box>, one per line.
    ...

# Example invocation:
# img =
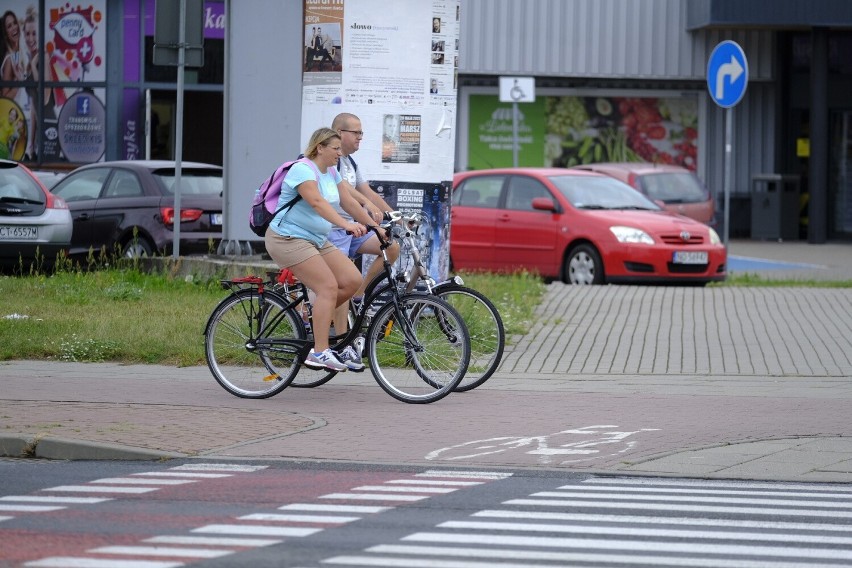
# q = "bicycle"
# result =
<box><xmin>203</xmin><ymin>216</ymin><xmax>471</xmax><ymax>404</ymax></box>
<box><xmin>290</xmin><ymin>211</ymin><xmax>505</xmax><ymax>392</ymax></box>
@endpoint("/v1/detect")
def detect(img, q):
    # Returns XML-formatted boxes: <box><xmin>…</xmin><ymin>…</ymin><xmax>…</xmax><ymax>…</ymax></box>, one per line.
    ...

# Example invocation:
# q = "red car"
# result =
<box><xmin>450</xmin><ymin>168</ymin><xmax>726</xmax><ymax>285</ymax></box>
<box><xmin>575</xmin><ymin>162</ymin><xmax>715</xmax><ymax>225</ymax></box>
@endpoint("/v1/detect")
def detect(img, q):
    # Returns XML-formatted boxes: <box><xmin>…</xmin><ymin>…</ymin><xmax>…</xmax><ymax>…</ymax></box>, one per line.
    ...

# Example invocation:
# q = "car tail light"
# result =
<box><xmin>46</xmin><ymin>192</ymin><xmax>68</xmax><ymax>209</ymax></box>
<box><xmin>161</xmin><ymin>207</ymin><xmax>204</xmax><ymax>225</ymax></box>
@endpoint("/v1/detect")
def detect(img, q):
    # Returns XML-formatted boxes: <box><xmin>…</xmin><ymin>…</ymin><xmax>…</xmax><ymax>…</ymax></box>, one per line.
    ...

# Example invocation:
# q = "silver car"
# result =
<box><xmin>0</xmin><ymin>160</ymin><xmax>73</xmax><ymax>270</ymax></box>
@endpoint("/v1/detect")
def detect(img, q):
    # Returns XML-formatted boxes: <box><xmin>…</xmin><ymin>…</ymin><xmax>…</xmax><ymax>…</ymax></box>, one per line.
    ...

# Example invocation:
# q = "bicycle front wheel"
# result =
<box><xmin>435</xmin><ymin>284</ymin><xmax>505</xmax><ymax>392</ymax></box>
<box><xmin>204</xmin><ymin>289</ymin><xmax>303</xmax><ymax>399</ymax></box>
<box><xmin>365</xmin><ymin>293</ymin><xmax>469</xmax><ymax>404</ymax></box>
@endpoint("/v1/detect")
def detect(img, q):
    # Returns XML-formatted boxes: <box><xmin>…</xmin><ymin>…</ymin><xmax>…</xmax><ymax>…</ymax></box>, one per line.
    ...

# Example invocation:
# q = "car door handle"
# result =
<box><xmin>498</xmin><ymin>214</ymin><xmax>511</xmax><ymax>222</ymax></box>
<box><xmin>77</xmin><ymin>213</ymin><xmax>90</xmax><ymax>221</ymax></box>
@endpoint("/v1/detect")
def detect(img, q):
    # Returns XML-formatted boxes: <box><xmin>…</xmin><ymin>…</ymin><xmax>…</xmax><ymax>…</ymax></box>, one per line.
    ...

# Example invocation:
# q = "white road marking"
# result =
<box><xmin>1</xmin><ymin>496</ymin><xmax>110</xmax><ymax>504</ymax></box>
<box><xmin>474</xmin><ymin>509</ymin><xmax>852</xmax><ymax>532</ymax></box>
<box><xmin>505</xmin><ymin>498</ymin><xmax>852</xmax><ymax>518</ymax></box>
<box><xmin>144</xmin><ymin>535</ymin><xmax>281</xmax><ymax>547</ymax></box>
<box><xmin>90</xmin><ymin>546</ymin><xmax>231</xmax><ymax>558</ymax></box>
<box><xmin>25</xmin><ymin>558</ymin><xmax>183</xmax><ymax>568</ymax></box>
<box><xmin>385</xmin><ymin>479</ymin><xmax>482</xmax><ymax>486</ymax></box>
<box><xmin>403</xmin><ymin>532</ymin><xmax>852</xmax><ymax>560</ymax></box>
<box><xmin>279</xmin><ymin>503</ymin><xmax>391</xmax><ymax>513</ymax></box>
<box><xmin>319</xmin><ymin>493</ymin><xmax>429</xmax><ymax>502</ymax></box>
<box><xmin>438</xmin><ymin>520</ymin><xmax>852</xmax><ymax>545</ymax></box>
<box><xmin>0</xmin><ymin>504</ymin><xmax>66</xmax><ymax>512</ymax></box>
<box><xmin>132</xmin><ymin>472</ymin><xmax>232</xmax><ymax>478</ymax></box>
<box><xmin>351</xmin><ymin>485</ymin><xmax>457</xmax><ymax>494</ymax></box>
<box><xmin>41</xmin><ymin>486</ymin><xmax>157</xmax><ymax>494</ymax></box>
<box><xmin>192</xmin><ymin>524</ymin><xmax>321</xmax><ymax>537</ymax></box>
<box><xmin>415</xmin><ymin>471</ymin><xmax>511</xmax><ymax>479</ymax></box>
<box><xmin>239</xmin><ymin>513</ymin><xmax>360</xmax><ymax>523</ymax></box>
<box><xmin>88</xmin><ymin>478</ymin><xmax>196</xmax><ymax>486</ymax></box>
<box><xmin>532</xmin><ymin>490</ymin><xmax>852</xmax><ymax>508</ymax></box>
<box><xmin>332</xmin><ymin>545</ymin><xmax>843</xmax><ymax>568</ymax></box>
<box><xmin>169</xmin><ymin>464</ymin><xmax>267</xmax><ymax>472</ymax></box>
<box><xmin>584</xmin><ymin>477</ymin><xmax>852</xmax><ymax>492</ymax></box>
<box><xmin>564</xmin><ymin>484</ymin><xmax>852</xmax><ymax>499</ymax></box>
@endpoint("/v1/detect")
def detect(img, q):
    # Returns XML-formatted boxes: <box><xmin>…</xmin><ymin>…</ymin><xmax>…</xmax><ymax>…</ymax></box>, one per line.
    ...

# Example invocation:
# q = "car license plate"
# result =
<box><xmin>673</xmin><ymin>251</ymin><xmax>708</xmax><ymax>264</ymax></box>
<box><xmin>0</xmin><ymin>226</ymin><xmax>38</xmax><ymax>240</ymax></box>
<box><xmin>210</xmin><ymin>213</ymin><xmax>223</xmax><ymax>225</ymax></box>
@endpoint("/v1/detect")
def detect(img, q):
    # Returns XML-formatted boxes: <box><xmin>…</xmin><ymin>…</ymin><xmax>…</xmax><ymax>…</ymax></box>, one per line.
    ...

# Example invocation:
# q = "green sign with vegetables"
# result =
<box><xmin>467</xmin><ymin>94</ymin><xmax>699</xmax><ymax>171</ymax></box>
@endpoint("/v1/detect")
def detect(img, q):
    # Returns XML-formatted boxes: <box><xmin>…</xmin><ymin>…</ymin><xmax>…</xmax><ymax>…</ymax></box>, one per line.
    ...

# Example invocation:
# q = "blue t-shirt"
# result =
<box><xmin>270</xmin><ymin>160</ymin><xmax>342</xmax><ymax>247</ymax></box>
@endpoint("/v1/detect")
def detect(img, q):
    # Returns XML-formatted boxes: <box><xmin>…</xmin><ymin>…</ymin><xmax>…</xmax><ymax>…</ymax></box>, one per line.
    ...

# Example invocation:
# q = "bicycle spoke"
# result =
<box><xmin>205</xmin><ymin>290</ymin><xmax>303</xmax><ymax>399</ymax></box>
<box><xmin>366</xmin><ymin>293</ymin><xmax>469</xmax><ymax>403</ymax></box>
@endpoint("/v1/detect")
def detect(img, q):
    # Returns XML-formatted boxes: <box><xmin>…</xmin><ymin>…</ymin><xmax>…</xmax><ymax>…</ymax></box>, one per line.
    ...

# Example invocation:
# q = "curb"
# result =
<box><xmin>0</xmin><ymin>434</ymin><xmax>186</xmax><ymax>461</ymax></box>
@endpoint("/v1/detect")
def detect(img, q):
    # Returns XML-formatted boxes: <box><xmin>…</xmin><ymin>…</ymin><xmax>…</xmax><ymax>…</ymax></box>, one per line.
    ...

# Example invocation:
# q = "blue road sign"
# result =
<box><xmin>707</xmin><ymin>41</ymin><xmax>748</xmax><ymax>108</ymax></box>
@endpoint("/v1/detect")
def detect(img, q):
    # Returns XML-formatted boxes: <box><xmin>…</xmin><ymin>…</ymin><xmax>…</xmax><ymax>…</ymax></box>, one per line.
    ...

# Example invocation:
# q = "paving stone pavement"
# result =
<box><xmin>1</xmin><ymin>240</ymin><xmax>851</xmax><ymax>482</ymax></box>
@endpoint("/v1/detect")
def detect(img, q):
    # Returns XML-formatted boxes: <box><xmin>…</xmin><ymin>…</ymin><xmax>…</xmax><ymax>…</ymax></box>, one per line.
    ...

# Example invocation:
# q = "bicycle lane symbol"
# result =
<box><xmin>425</xmin><ymin>425</ymin><xmax>660</xmax><ymax>466</ymax></box>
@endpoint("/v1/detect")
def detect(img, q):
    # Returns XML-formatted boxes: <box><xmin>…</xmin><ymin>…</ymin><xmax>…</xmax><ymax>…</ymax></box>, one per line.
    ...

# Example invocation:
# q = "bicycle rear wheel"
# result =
<box><xmin>435</xmin><ymin>284</ymin><xmax>505</xmax><ymax>391</ymax></box>
<box><xmin>365</xmin><ymin>293</ymin><xmax>469</xmax><ymax>404</ymax></box>
<box><xmin>204</xmin><ymin>289</ymin><xmax>303</xmax><ymax>399</ymax></box>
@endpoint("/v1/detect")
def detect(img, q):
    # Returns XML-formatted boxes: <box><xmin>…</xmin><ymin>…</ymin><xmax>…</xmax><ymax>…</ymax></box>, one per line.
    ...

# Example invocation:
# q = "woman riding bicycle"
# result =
<box><xmin>264</xmin><ymin>127</ymin><xmax>375</xmax><ymax>372</ymax></box>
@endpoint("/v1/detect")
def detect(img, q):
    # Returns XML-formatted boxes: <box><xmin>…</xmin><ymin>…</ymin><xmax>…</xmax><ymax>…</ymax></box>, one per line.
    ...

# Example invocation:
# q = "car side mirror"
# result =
<box><xmin>531</xmin><ymin>197</ymin><xmax>557</xmax><ymax>212</ymax></box>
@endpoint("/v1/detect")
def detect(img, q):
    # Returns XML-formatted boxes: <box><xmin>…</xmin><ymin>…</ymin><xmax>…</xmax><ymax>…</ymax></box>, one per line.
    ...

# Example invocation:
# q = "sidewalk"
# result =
<box><xmin>1</xmin><ymin>240</ymin><xmax>851</xmax><ymax>482</ymax></box>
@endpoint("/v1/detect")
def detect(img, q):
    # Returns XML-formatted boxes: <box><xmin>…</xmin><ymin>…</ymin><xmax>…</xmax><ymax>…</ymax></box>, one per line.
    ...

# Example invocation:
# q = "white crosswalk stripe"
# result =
<box><xmin>321</xmin><ymin>476</ymin><xmax>852</xmax><ymax>567</ymax></box>
<box><xmin>17</xmin><ymin>467</ymin><xmax>510</xmax><ymax>568</ymax></box>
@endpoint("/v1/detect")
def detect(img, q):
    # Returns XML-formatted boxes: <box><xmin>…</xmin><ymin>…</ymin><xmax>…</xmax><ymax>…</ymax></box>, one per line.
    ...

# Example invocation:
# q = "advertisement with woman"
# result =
<box><xmin>0</xmin><ymin>0</ymin><xmax>106</xmax><ymax>162</ymax></box>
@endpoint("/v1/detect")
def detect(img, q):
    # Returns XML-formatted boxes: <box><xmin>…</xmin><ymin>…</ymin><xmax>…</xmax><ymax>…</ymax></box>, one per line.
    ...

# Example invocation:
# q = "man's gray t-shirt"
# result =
<box><xmin>334</xmin><ymin>155</ymin><xmax>364</xmax><ymax>224</ymax></box>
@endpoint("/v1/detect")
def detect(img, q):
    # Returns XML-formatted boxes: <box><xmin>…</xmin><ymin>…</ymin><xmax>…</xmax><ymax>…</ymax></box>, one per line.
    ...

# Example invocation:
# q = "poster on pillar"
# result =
<box><xmin>301</xmin><ymin>0</ymin><xmax>459</xmax><ymax>283</ymax></box>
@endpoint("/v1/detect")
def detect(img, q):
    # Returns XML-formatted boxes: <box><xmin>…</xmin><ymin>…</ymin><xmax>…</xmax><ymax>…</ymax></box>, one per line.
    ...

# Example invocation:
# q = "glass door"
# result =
<box><xmin>830</xmin><ymin>111</ymin><xmax>852</xmax><ymax>239</ymax></box>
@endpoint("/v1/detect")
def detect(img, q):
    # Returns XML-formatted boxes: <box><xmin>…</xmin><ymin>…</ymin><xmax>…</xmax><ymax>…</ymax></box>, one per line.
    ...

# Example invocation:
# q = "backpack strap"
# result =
<box><xmin>337</xmin><ymin>155</ymin><xmax>358</xmax><ymax>175</ymax></box>
<box><xmin>274</xmin><ymin>157</ymin><xmax>322</xmax><ymax>226</ymax></box>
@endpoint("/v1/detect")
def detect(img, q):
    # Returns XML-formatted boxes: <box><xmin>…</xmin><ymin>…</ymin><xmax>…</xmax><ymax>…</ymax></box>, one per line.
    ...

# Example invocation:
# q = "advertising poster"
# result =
<box><xmin>368</xmin><ymin>181</ymin><xmax>451</xmax><ymax>280</ymax></box>
<box><xmin>0</xmin><ymin>0</ymin><xmax>106</xmax><ymax>162</ymax></box>
<box><xmin>300</xmin><ymin>0</ymin><xmax>459</xmax><ymax>282</ymax></box>
<box><xmin>382</xmin><ymin>113</ymin><xmax>421</xmax><ymax>164</ymax></box>
<box><xmin>467</xmin><ymin>93</ymin><xmax>699</xmax><ymax>171</ymax></box>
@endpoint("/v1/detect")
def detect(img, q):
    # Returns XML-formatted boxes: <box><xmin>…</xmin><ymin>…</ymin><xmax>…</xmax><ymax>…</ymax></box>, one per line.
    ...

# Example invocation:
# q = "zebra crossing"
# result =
<box><xmin>0</xmin><ymin>463</ymin><xmax>261</xmax><ymax>522</ymax></box>
<box><xmin>23</xmin><ymin>468</ymin><xmax>511</xmax><ymax>567</ymax></box>
<box><xmin>321</xmin><ymin>476</ymin><xmax>852</xmax><ymax>567</ymax></box>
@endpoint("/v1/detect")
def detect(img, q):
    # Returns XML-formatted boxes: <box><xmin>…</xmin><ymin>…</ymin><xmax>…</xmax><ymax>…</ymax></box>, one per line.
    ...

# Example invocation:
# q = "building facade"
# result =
<box><xmin>3</xmin><ymin>0</ymin><xmax>850</xmax><ymax>242</ymax></box>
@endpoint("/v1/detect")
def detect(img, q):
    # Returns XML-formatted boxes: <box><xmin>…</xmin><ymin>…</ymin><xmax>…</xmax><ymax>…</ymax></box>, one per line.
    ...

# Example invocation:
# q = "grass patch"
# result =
<box><xmin>0</xmin><ymin>266</ymin><xmax>545</xmax><ymax>367</ymax></box>
<box><xmin>0</xmin><ymin>268</ymin><xmax>225</xmax><ymax>366</ymax></box>
<box><xmin>452</xmin><ymin>270</ymin><xmax>546</xmax><ymax>337</ymax></box>
<box><xmin>714</xmin><ymin>273</ymin><xmax>852</xmax><ymax>287</ymax></box>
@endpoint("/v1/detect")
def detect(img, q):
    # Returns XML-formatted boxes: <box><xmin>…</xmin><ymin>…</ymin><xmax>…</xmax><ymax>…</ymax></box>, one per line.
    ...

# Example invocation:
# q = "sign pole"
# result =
<box><xmin>723</xmin><ymin>108</ymin><xmax>732</xmax><ymax>248</ymax></box>
<box><xmin>706</xmin><ymin>40</ymin><xmax>747</xmax><ymax>251</ymax></box>
<box><xmin>172</xmin><ymin>0</ymin><xmax>186</xmax><ymax>259</ymax></box>
<box><xmin>512</xmin><ymin>102</ymin><xmax>519</xmax><ymax>168</ymax></box>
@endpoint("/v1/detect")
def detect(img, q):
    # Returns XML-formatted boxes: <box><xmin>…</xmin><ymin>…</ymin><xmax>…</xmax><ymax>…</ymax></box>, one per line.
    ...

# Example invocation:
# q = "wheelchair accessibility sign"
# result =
<box><xmin>499</xmin><ymin>76</ymin><xmax>535</xmax><ymax>103</ymax></box>
<box><xmin>707</xmin><ymin>40</ymin><xmax>748</xmax><ymax>108</ymax></box>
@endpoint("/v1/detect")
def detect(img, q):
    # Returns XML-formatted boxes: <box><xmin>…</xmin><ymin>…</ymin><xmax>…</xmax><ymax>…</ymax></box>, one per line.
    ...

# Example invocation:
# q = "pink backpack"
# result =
<box><xmin>248</xmin><ymin>157</ymin><xmax>314</xmax><ymax>237</ymax></box>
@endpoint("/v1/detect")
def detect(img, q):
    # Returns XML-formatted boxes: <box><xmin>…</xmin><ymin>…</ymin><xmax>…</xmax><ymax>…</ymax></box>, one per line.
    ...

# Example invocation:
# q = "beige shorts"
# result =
<box><xmin>265</xmin><ymin>230</ymin><xmax>337</xmax><ymax>268</ymax></box>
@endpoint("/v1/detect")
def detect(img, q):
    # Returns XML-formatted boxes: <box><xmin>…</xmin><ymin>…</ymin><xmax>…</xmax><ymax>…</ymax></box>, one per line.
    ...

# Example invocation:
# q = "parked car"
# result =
<box><xmin>50</xmin><ymin>160</ymin><xmax>223</xmax><ymax>258</ymax></box>
<box><xmin>0</xmin><ymin>159</ymin><xmax>72</xmax><ymax>270</ymax></box>
<box><xmin>451</xmin><ymin>167</ymin><xmax>726</xmax><ymax>285</ymax></box>
<box><xmin>574</xmin><ymin>162</ymin><xmax>715</xmax><ymax>225</ymax></box>
<box><xmin>31</xmin><ymin>170</ymin><xmax>68</xmax><ymax>190</ymax></box>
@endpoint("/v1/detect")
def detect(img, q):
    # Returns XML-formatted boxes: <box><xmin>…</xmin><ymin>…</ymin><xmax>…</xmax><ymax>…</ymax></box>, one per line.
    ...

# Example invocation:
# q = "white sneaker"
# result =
<box><xmin>338</xmin><ymin>345</ymin><xmax>365</xmax><ymax>372</ymax></box>
<box><xmin>304</xmin><ymin>348</ymin><xmax>348</xmax><ymax>372</ymax></box>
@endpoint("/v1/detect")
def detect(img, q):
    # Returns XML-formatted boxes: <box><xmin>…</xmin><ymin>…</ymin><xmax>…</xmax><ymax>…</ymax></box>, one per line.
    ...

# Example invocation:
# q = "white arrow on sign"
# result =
<box><xmin>715</xmin><ymin>55</ymin><xmax>745</xmax><ymax>100</ymax></box>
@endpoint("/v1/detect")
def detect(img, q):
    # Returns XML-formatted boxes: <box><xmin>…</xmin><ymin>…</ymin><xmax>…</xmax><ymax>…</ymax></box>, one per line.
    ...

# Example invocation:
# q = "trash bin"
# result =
<box><xmin>750</xmin><ymin>174</ymin><xmax>800</xmax><ymax>240</ymax></box>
